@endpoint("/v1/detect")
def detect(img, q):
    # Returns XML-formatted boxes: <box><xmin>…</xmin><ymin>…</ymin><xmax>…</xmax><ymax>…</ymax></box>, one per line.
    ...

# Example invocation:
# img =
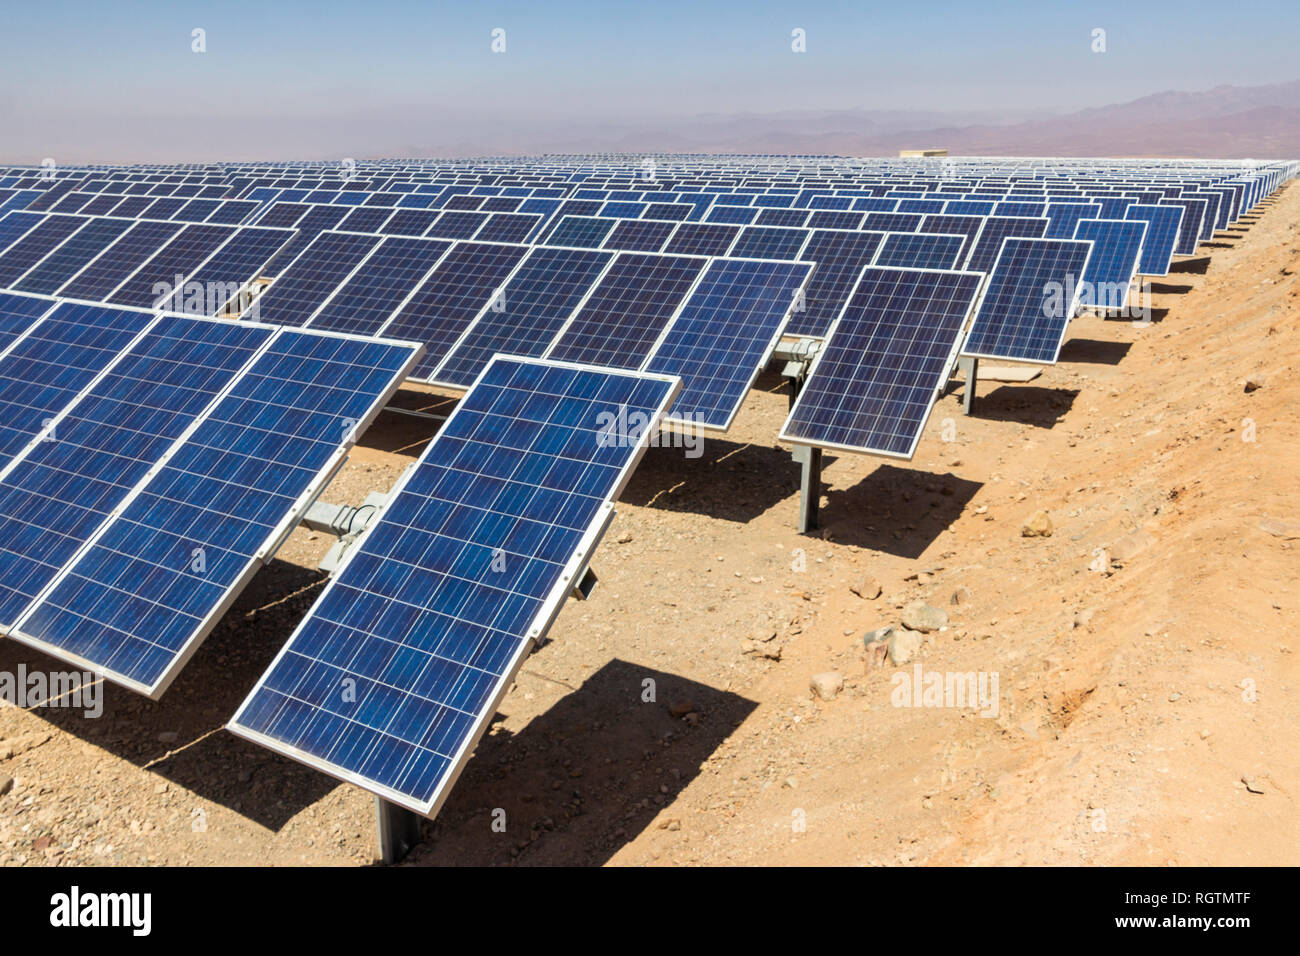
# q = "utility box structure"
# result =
<box><xmin>899</xmin><ymin>148</ymin><xmax>948</xmax><ymax>157</ymax></box>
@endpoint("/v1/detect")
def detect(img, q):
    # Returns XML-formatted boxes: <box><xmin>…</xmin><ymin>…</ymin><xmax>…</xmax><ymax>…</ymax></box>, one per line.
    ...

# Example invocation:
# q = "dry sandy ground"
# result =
<box><xmin>1</xmin><ymin>186</ymin><xmax>1297</xmax><ymax>867</ymax></box>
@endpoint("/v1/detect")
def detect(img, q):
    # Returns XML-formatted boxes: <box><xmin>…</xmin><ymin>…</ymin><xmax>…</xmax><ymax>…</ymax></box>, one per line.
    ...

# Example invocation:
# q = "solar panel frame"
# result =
<box><xmin>872</xmin><ymin>231</ymin><xmax>967</xmax><ymax>270</ymax></box>
<box><xmin>1072</xmin><ymin>218</ymin><xmax>1146</xmax><ymax>311</ymax></box>
<box><xmin>227</xmin><ymin>355</ymin><xmax>681</xmax><ymax>817</ymax></box>
<box><xmin>1124</xmin><ymin>203</ymin><xmax>1183</xmax><ymax>276</ymax></box>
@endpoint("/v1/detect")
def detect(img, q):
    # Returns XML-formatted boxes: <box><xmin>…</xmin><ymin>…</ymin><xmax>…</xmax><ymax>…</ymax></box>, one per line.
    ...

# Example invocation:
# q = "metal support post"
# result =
<box><xmin>375</xmin><ymin>797</ymin><xmax>423</xmax><ymax>864</ymax></box>
<box><xmin>958</xmin><ymin>355</ymin><xmax>979</xmax><ymax>415</ymax></box>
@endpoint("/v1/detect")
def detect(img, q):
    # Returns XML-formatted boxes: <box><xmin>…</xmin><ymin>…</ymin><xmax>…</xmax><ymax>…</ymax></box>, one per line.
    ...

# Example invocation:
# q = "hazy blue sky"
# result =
<box><xmin>2</xmin><ymin>0</ymin><xmax>1296</xmax><ymax>161</ymax></box>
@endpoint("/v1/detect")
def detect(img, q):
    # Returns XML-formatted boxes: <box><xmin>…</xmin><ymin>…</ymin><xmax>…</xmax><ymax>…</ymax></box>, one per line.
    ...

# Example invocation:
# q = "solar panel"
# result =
<box><xmin>12</xmin><ymin>330</ymin><xmax>420</xmax><ymax>696</ymax></box>
<box><xmin>918</xmin><ymin>214</ymin><xmax>986</xmax><ymax>264</ymax></box>
<box><xmin>0</xmin><ymin>291</ymin><xmax>58</xmax><ymax>356</ymax></box>
<box><xmin>545</xmin><ymin>215</ymin><xmax>617</xmax><ymax>248</ymax></box>
<box><xmin>174</xmin><ymin>198</ymin><xmax>222</xmax><ymax>222</ymax></box>
<box><xmin>338</xmin><ymin>206</ymin><xmax>393</xmax><ymax>233</ymax></box>
<box><xmin>645</xmin><ymin>257</ymin><xmax>812</xmax><ymax>430</ymax></box>
<box><xmin>106</xmin><ymin>223</ymin><xmax>234</xmax><ymax>309</ymax></box>
<box><xmin>0</xmin><ymin>314</ymin><xmax>274</xmax><ymax>628</ymax></box>
<box><xmin>601</xmin><ymin>218</ymin><xmax>675</xmax><ymax>252</ymax></box>
<box><xmin>264</xmin><ymin>205</ymin><xmax>351</xmax><ymax>272</ymax></box>
<box><xmin>873</xmin><ymin>231</ymin><xmax>966</xmax><ymax>270</ymax></box>
<box><xmin>728</xmin><ymin>226</ymin><xmax>809</xmax><ymax>260</ymax></box>
<box><xmin>308</xmin><ymin>236</ymin><xmax>453</xmax><ymax>336</ymax></box>
<box><xmin>806</xmin><ymin>210</ymin><xmax>862</xmax><ymax>230</ymax></box>
<box><xmin>228</xmin><ymin>356</ymin><xmax>680</xmax><ymax>816</ymax></box>
<box><xmin>0</xmin><ymin>211</ymin><xmax>46</xmax><ymax>257</ymax></box>
<box><xmin>862</xmin><ymin>212</ymin><xmax>923</xmax><ymax>232</ymax></box>
<box><xmin>161</xmin><ymin>226</ymin><xmax>294</xmax><ymax>316</ymax></box>
<box><xmin>756</xmin><ymin>208</ymin><xmax>812</xmax><ymax>227</ymax></box>
<box><xmin>383</xmin><ymin>208</ymin><xmax>441</xmax><ymax>236</ymax></box>
<box><xmin>56</xmin><ymin>219</ymin><xmax>185</xmax><ymax>301</ymax></box>
<box><xmin>206</xmin><ymin>200</ymin><xmax>259</xmax><ymax>225</ymax></box>
<box><xmin>995</xmin><ymin>201</ymin><xmax>1046</xmax><ymax>218</ymax></box>
<box><xmin>382</xmin><ymin>241</ymin><xmax>531</xmax><ymax>380</ymax></box>
<box><xmin>1044</xmin><ymin>202</ymin><xmax>1103</xmax><ymax>239</ymax></box>
<box><xmin>784</xmin><ymin>229</ymin><xmax>885</xmax><ymax>338</ymax></box>
<box><xmin>705</xmin><ymin>205</ymin><xmax>760</xmax><ymax>225</ymax></box>
<box><xmin>427</xmin><ymin>210</ymin><xmax>488</xmax><ymax>240</ymax></box>
<box><xmin>1161</xmin><ymin>198</ymin><xmax>1206</xmax><ymax>255</ymax></box>
<box><xmin>964</xmin><ymin>215</ymin><xmax>1049</xmax><ymax>273</ymax></box>
<box><xmin>642</xmin><ymin>202</ymin><xmax>692</xmax><ymax>221</ymax></box>
<box><xmin>546</xmin><ymin>252</ymin><xmax>707</xmax><ymax>369</ymax></box>
<box><xmin>0</xmin><ymin>215</ymin><xmax>89</xmax><ymax>287</ymax></box>
<box><xmin>250</xmin><ymin>201</ymin><xmax>312</xmax><ymax>229</ymax></box>
<box><xmin>433</xmin><ymin>246</ymin><xmax>613</xmax><ymax>387</ymax></box>
<box><xmin>962</xmin><ymin>237</ymin><xmax>1093</xmax><ymax>364</ymax></box>
<box><xmin>254</xmin><ymin>231</ymin><xmax>383</xmax><ymax>326</ymax></box>
<box><xmin>1072</xmin><ymin>218</ymin><xmax>1146</xmax><ymax>311</ymax></box>
<box><xmin>474</xmin><ymin>212</ymin><xmax>542</xmax><ymax>244</ymax></box>
<box><xmin>780</xmin><ymin>266</ymin><xmax>984</xmax><ymax>458</ymax></box>
<box><xmin>11</xmin><ymin>217</ymin><xmax>134</xmax><ymax>295</ymax></box>
<box><xmin>1124</xmin><ymin>204</ymin><xmax>1182</xmax><ymax>276</ymax></box>
<box><xmin>662</xmin><ymin>222</ymin><xmax>739</xmax><ymax>257</ymax></box>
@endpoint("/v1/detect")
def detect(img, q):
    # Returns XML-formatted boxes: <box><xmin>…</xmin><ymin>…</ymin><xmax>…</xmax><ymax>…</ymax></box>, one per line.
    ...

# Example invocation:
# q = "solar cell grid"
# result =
<box><xmin>12</xmin><ymin>217</ymin><xmax>134</xmax><ymax>295</ymax></box>
<box><xmin>601</xmin><ymin>218</ymin><xmax>676</xmax><ymax>252</ymax></box>
<box><xmin>253</xmin><ymin>230</ymin><xmax>383</xmax><ymax>326</ymax></box>
<box><xmin>781</xmin><ymin>266</ymin><xmax>984</xmax><ymax>458</ymax></box>
<box><xmin>309</xmin><ymin>236</ymin><xmax>453</xmax><ymax>336</ymax></box>
<box><xmin>427</xmin><ymin>210</ymin><xmax>488</xmax><ymax>240</ymax></box>
<box><xmin>872</xmin><ymin>231</ymin><xmax>967</xmax><ymax>270</ymax></box>
<box><xmin>1124</xmin><ymin>204</ymin><xmax>1182</xmax><ymax>276</ymax></box>
<box><xmin>727</xmin><ymin>225</ymin><xmax>809</xmax><ymax>260</ymax></box>
<box><xmin>964</xmin><ymin>216</ymin><xmax>1049</xmax><ymax>273</ymax></box>
<box><xmin>661</xmin><ymin>222</ymin><xmax>739</xmax><ymax>257</ymax></box>
<box><xmin>544</xmin><ymin>215</ymin><xmax>617</xmax><ymax>248</ymax></box>
<box><xmin>107</xmin><ymin>223</ymin><xmax>234</xmax><ymax>309</ymax></box>
<box><xmin>161</xmin><ymin>226</ymin><xmax>293</xmax><ymax>316</ymax></box>
<box><xmin>0</xmin><ymin>215</ymin><xmax>90</xmax><ymax>287</ymax></box>
<box><xmin>1072</xmin><ymin>218</ymin><xmax>1146</xmax><ymax>310</ymax></box>
<box><xmin>546</xmin><ymin>252</ymin><xmax>707</xmax><ymax>370</ymax></box>
<box><xmin>474</xmin><ymin>212</ymin><xmax>542</xmax><ymax>244</ymax></box>
<box><xmin>783</xmin><ymin>229</ymin><xmax>885</xmax><ymax>338</ymax></box>
<box><xmin>228</xmin><ymin>356</ymin><xmax>679</xmax><ymax>815</ymax></box>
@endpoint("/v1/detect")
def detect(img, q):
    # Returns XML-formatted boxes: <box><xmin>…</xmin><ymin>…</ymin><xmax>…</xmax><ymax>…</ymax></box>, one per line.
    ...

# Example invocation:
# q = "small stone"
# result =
<box><xmin>1243</xmin><ymin>377</ymin><xmax>1265</xmax><ymax>393</ymax></box>
<box><xmin>657</xmin><ymin>818</ymin><xmax>681</xmax><ymax>831</ymax></box>
<box><xmin>1199</xmin><ymin>729</ymin><xmax>1212</xmax><ymax>740</ymax></box>
<box><xmin>950</xmin><ymin>586</ymin><xmax>972</xmax><ymax>606</ymax></box>
<box><xmin>1073</xmin><ymin>607</ymin><xmax>1097</xmax><ymax>630</ymax></box>
<box><xmin>783</xmin><ymin>777</ymin><xmax>797</xmax><ymax>789</ymax></box>
<box><xmin>901</xmin><ymin>601</ymin><xmax>948</xmax><ymax>633</ymax></box>
<box><xmin>850</xmin><ymin>576</ymin><xmax>883</xmax><ymax>600</ymax></box>
<box><xmin>668</xmin><ymin>700</ymin><xmax>696</xmax><ymax>719</ymax></box>
<box><xmin>742</xmin><ymin>640</ymin><xmax>783</xmax><ymax>661</ymax></box>
<box><xmin>617</xmin><ymin>533</ymin><xmax>633</xmax><ymax>544</ymax></box>
<box><xmin>810</xmin><ymin>672</ymin><xmax>845</xmax><ymax>701</ymax></box>
<box><xmin>1168</xmin><ymin>691</ymin><xmax>1181</xmax><ymax>702</ymax></box>
<box><xmin>0</xmin><ymin>774</ymin><xmax>12</xmax><ymax>797</ymax></box>
<box><xmin>863</xmin><ymin>624</ymin><xmax>895</xmax><ymax>646</ymax></box>
<box><xmin>157</xmin><ymin>731</ymin><xmax>179</xmax><ymax>744</ymax></box>
<box><xmin>887</xmin><ymin>628</ymin><xmax>925</xmax><ymax>665</ymax></box>
<box><xmin>1021</xmin><ymin>510</ymin><xmax>1053</xmax><ymax>537</ymax></box>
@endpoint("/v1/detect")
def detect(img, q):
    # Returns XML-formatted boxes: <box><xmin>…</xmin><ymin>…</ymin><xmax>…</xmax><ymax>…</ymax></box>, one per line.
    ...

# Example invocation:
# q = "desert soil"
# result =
<box><xmin>1</xmin><ymin>186</ymin><xmax>1296</xmax><ymax>867</ymax></box>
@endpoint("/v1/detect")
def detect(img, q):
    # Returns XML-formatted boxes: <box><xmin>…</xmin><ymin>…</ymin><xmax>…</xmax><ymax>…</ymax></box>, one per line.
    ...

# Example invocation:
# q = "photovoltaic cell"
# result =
<box><xmin>309</xmin><ymin>236</ymin><xmax>453</xmax><ymax>336</ymax></box>
<box><xmin>780</xmin><ymin>267</ymin><xmax>984</xmax><ymax>458</ymax></box>
<box><xmin>727</xmin><ymin>226</ymin><xmax>808</xmax><ymax>260</ymax></box>
<box><xmin>1072</xmin><ymin>218</ymin><xmax>1146</xmax><ymax>310</ymax></box>
<box><xmin>383</xmin><ymin>241</ymin><xmax>531</xmax><ymax>380</ymax></box>
<box><xmin>107</xmin><ymin>223</ymin><xmax>234</xmax><ymax>309</ymax></box>
<box><xmin>161</xmin><ymin>226</ymin><xmax>294</xmax><ymax>316</ymax></box>
<box><xmin>1124</xmin><ymin>204</ymin><xmax>1182</xmax><ymax>276</ymax></box>
<box><xmin>0</xmin><ymin>292</ymin><xmax>58</xmax><ymax>356</ymax></box>
<box><xmin>0</xmin><ymin>314</ymin><xmax>273</xmax><ymax>628</ymax></box>
<box><xmin>228</xmin><ymin>356</ymin><xmax>679</xmax><ymax>815</ymax></box>
<box><xmin>428</xmin><ymin>211</ymin><xmax>488</xmax><ymax>240</ymax></box>
<box><xmin>56</xmin><ymin>219</ymin><xmax>185</xmax><ymax>301</ymax></box>
<box><xmin>645</xmin><ymin>258</ymin><xmax>812</xmax><ymax>429</ymax></box>
<box><xmin>383</xmin><ymin>209</ymin><xmax>440</xmax><ymax>236</ymax></box>
<box><xmin>602</xmin><ymin>218</ymin><xmax>675</xmax><ymax>252</ymax></box>
<box><xmin>12</xmin><ymin>217</ymin><xmax>134</xmax><ymax>295</ymax></box>
<box><xmin>962</xmin><ymin>237</ymin><xmax>1093</xmax><ymax>364</ymax></box>
<box><xmin>474</xmin><ymin>213</ymin><xmax>542</xmax><ymax>244</ymax></box>
<box><xmin>265</xmin><ymin>205</ymin><xmax>351</xmax><ymax>272</ymax></box>
<box><xmin>1044</xmin><ymin>202</ymin><xmax>1103</xmax><ymax>239</ymax></box>
<box><xmin>0</xmin><ymin>212</ymin><xmax>49</xmax><ymax>256</ymax></box>
<box><xmin>254</xmin><ymin>231</ymin><xmax>383</xmax><ymax>326</ymax></box>
<box><xmin>545</xmin><ymin>215</ymin><xmax>616</xmax><ymax>249</ymax></box>
<box><xmin>15</xmin><ymin>330</ymin><xmax>419</xmax><ymax>695</ymax></box>
<box><xmin>662</xmin><ymin>222</ymin><xmax>739</xmax><ymax>257</ymax></box>
<box><xmin>862</xmin><ymin>212</ymin><xmax>923</xmax><ymax>233</ymax></box>
<box><xmin>918</xmin><ymin>214</ymin><xmax>986</xmax><ymax>263</ymax></box>
<box><xmin>434</xmin><ymin>246</ymin><xmax>613</xmax><ymax>387</ymax></box>
<box><xmin>547</xmin><ymin>253</ymin><xmax>706</xmax><ymax>369</ymax></box>
<box><xmin>0</xmin><ymin>215</ymin><xmax>89</xmax><ymax>287</ymax></box>
<box><xmin>872</xmin><ymin>231</ymin><xmax>966</xmax><ymax>270</ymax></box>
<box><xmin>964</xmin><ymin>216</ymin><xmax>1049</xmax><ymax>273</ymax></box>
<box><xmin>783</xmin><ymin>229</ymin><xmax>884</xmax><ymax>338</ymax></box>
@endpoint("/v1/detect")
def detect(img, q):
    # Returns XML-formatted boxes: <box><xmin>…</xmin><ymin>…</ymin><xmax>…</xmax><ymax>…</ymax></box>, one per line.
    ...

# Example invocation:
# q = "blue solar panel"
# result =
<box><xmin>662</xmin><ymin>222</ymin><xmax>739</xmax><ymax>257</ymax></box>
<box><xmin>918</xmin><ymin>214</ymin><xmax>986</xmax><ymax>264</ymax></box>
<box><xmin>0</xmin><ymin>212</ymin><xmax>46</xmax><ymax>257</ymax></box>
<box><xmin>757</xmin><ymin>208</ymin><xmax>812</xmax><ymax>227</ymax></box>
<box><xmin>161</xmin><ymin>226</ymin><xmax>294</xmax><ymax>316</ymax></box>
<box><xmin>944</xmin><ymin>200</ymin><xmax>996</xmax><ymax>216</ymax></box>
<box><xmin>56</xmin><ymin>219</ymin><xmax>186</xmax><ymax>301</ymax></box>
<box><xmin>383</xmin><ymin>241</ymin><xmax>531</xmax><ymax>380</ymax></box>
<box><xmin>602</xmin><ymin>218</ymin><xmax>675</xmax><ymax>252</ymax></box>
<box><xmin>14</xmin><ymin>330</ymin><xmax>419</xmax><ymax>695</ymax></box>
<box><xmin>474</xmin><ymin>212</ymin><xmax>542</xmax><ymax>244</ymax></box>
<box><xmin>1073</xmin><ymin>218</ymin><xmax>1146</xmax><ymax>310</ymax></box>
<box><xmin>705</xmin><ymin>205</ymin><xmax>760</xmax><ymax>225</ymax></box>
<box><xmin>434</xmin><ymin>247</ymin><xmax>613</xmax><ymax>387</ymax></box>
<box><xmin>1161</xmin><ymin>198</ymin><xmax>1206</xmax><ymax>255</ymax></box>
<box><xmin>428</xmin><ymin>210</ymin><xmax>488</xmax><ymax>240</ymax></box>
<box><xmin>382</xmin><ymin>208</ymin><xmax>441</xmax><ymax>236</ymax></box>
<box><xmin>873</xmin><ymin>231</ymin><xmax>966</xmax><ymax>270</ymax></box>
<box><xmin>337</xmin><ymin>206</ymin><xmax>393</xmax><ymax>233</ymax></box>
<box><xmin>965</xmin><ymin>216</ymin><xmax>1049</xmax><ymax>273</ymax></box>
<box><xmin>254</xmin><ymin>231</ymin><xmax>383</xmax><ymax>326</ymax></box>
<box><xmin>0</xmin><ymin>292</ymin><xmax>58</xmax><ymax>356</ymax></box>
<box><xmin>308</xmin><ymin>236</ymin><xmax>453</xmax><ymax>336</ymax></box>
<box><xmin>862</xmin><ymin>212</ymin><xmax>923</xmax><ymax>233</ymax></box>
<box><xmin>0</xmin><ymin>315</ymin><xmax>273</xmax><ymax>628</ymax></box>
<box><xmin>0</xmin><ymin>215</ymin><xmax>89</xmax><ymax>287</ymax></box>
<box><xmin>265</xmin><ymin>205</ymin><xmax>351</xmax><ymax>271</ymax></box>
<box><xmin>12</xmin><ymin>217</ymin><xmax>134</xmax><ymax>295</ymax></box>
<box><xmin>784</xmin><ymin>229</ymin><xmax>884</xmax><ymax>338</ymax></box>
<box><xmin>727</xmin><ymin>226</ymin><xmax>809</xmax><ymax>260</ymax></box>
<box><xmin>806</xmin><ymin>210</ymin><xmax>862</xmax><ymax>230</ymax></box>
<box><xmin>229</xmin><ymin>356</ymin><xmax>680</xmax><ymax>815</ymax></box>
<box><xmin>962</xmin><ymin>237</ymin><xmax>1093</xmax><ymax>364</ymax></box>
<box><xmin>1124</xmin><ymin>204</ymin><xmax>1182</xmax><ymax>276</ymax></box>
<box><xmin>107</xmin><ymin>223</ymin><xmax>234</xmax><ymax>309</ymax></box>
<box><xmin>645</xmin><ymin>258</ymin><xmax>812</xmax><ymax>430</ymax></box>
<box><xmin>546</xmin><ymin>253</ymin><xmax>707</xmax><ymax>369</ymax></box>
<box><xmin>1044</xmin><ymin>202</ymin><xmax>1103</xmax><ymax>239</ymax></box>
<box><xmin>781</xmin><ymin>267</ymin><xmax>984</xmax><ymax>458</ymax></box>
<box><xmin>995</xmin><ymin>201</ymin><xmax>1046</xmax><ymax>217</ymax></box>
<box><xmin>545</xmin><ymin>215</ymin><xmax>616</xmax><ymax>248</ymax></box>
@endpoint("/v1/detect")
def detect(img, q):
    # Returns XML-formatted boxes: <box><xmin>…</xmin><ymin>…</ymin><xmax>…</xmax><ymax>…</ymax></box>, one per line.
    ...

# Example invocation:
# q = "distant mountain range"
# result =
<box><xmin>421</xmin><ymin>79</ymin><xmax>1300</xmax><ymax>159</ymax></box>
